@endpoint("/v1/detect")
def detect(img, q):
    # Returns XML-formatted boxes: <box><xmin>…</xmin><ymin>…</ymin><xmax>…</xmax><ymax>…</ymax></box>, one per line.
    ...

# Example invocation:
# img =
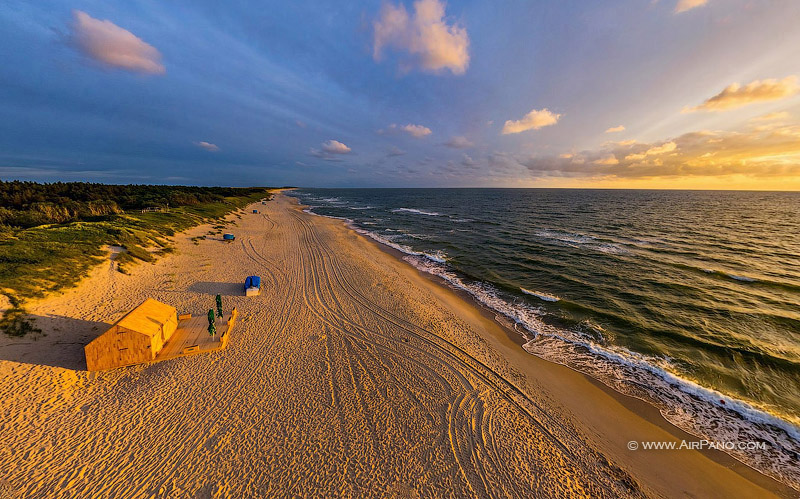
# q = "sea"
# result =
<box><xmin>287</xmin><ymin>188</ymin><xmax>800</xmax><ymax>488</ymax></box>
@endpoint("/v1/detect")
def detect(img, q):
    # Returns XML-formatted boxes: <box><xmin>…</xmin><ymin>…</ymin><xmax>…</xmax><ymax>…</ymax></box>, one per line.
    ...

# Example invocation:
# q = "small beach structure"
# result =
<box><xmin>223</xmin><ymin>233</ymin><xmax>235</xmax><ymax>241</ymax></box>
<box><xmin>84</xmin><ymin>298</ymin><xmax>177</xmax><ymax>371</ymax></box>
<box><xmin>244</xmin><ymin>275</ymin><xmax>261</xmax><ymax>296</ymax></box>
<box><xmin>252</xmin><ymin>209</ymin><xmax>259</xmax><ymax>214</ymax></box>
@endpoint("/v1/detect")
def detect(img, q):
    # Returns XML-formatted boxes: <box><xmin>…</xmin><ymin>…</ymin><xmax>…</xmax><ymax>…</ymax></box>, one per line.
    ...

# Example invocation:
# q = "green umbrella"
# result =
<box><xmin>207</xmin><ymin>309</ymin><xmax>216</xmax><ymax>338</ymax></box>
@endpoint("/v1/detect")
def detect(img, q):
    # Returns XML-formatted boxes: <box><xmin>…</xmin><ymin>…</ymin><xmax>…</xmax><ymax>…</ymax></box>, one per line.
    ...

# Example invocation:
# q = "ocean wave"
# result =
<box><xmin>396</xmin><ymin>254</ymin><xmax>800</xmax><ymax>490</ymax></box>
<box><xmin>352</xmin><ymin>226</ymin><xmax>447</xmax><ymax>263</ymax></box>
<box><xmin>520</xmin><ymin>287</ymin><xmax>560</xmax><ymax>302</ymax></box>
<box><xmin>392</xmin><ymin>208</ymin><xmax>442</xmax><ymax>216</ymax></box>
<box><xmin>302</xmin><ymin>208</ymin><xmax>353</xmax><ymax>224</ymax></box>
<box><xmin>701</xmin><ymin>268</ymin><xmax>759</xmax><ymax>283</ymax></box>
<box><xmin>406</xmin><ymin>233</ymin><xmax>435</xmax><ymax>241</ymax></box>
<box><xmin>728</xmin><ymin>274</ymin><xmax>758</xmax><ymax>282</ymax></box>
<box><xmin>535</xmin><ymin>229</ymin><xmax>630</xmax><ymax>255</ymax></box>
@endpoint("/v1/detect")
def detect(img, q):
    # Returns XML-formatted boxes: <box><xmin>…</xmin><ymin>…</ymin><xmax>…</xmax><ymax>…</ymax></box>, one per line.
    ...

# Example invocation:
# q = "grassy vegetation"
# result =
<box><xmin>0</xmin><ymin>183</ymin><xmax>272</xmax><ymax>336</ymax></box>
<box><xmin>0</xmin><ymin>295</ymin><xmax>42</xmax><ymax>339</ymax></box>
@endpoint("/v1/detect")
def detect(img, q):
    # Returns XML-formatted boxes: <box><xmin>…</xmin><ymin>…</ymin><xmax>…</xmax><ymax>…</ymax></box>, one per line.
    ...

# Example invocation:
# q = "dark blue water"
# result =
<box><xmin>288</xmin><ymin>188</ymin><xmax>800</xmax><ymax>488</ymax></box>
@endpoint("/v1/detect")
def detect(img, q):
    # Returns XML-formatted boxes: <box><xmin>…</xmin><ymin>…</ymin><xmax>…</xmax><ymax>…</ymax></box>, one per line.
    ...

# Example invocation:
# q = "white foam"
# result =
<box><xmin>352</xmin><ymin>227</ymin><xmax>447</xmax><ymax>264</ymax></box>
<box><xmin>520</xmin><ymin>287</ymin><xmax>560</xmax><ymax>302</ymax></box>
<box><xmin>392</xmin><ymin>208</ymin><xmax>442</xmax><ymax>216</ymax></box>
<box><xmin>302</xmin><ymin>208</ymin><xmax>353</xmax><ymax>224</ymax></box>
<box><xmin>728</xmin><ymin>274</ymin><xmax>758</xmax><ymax>282</ymax></box>
<box><xmin>536</xmin><ymin>229</ymin><xmax>629</xmax><ymax>255</ymax></box>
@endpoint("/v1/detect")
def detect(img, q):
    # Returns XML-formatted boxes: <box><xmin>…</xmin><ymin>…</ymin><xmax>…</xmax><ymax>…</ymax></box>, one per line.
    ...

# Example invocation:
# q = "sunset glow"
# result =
<box><xmin>1</xmin><ymin>0</ymin><xmax>799</xmax><ymax>187</ymax></box>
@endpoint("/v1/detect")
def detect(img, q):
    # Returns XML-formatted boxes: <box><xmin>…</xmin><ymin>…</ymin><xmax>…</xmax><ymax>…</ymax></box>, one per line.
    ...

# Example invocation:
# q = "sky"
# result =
<box><xmin>1</xmin><ymin>0</ymin><xmax>800</xmax><ymax>189</ymax></box>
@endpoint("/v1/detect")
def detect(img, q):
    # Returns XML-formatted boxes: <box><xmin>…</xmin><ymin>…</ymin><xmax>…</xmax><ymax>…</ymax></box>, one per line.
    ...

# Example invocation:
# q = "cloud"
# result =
<box><xmin>624</xmin><ymin>141</ymin><xmax>676</xmax><ymax>161</ymax></box>
<box><xmin>387</xmin><ymin>146</ymin><xmax>407</xmax><ymax>156</ymax></box>
<box><xmin>379</xmin><ymin>123</ymin><xmax>432</xmax><ymax>138</ymax></box>
<box><xmin>444</xmin><ymin>135</ymin><xmax>474</xmax><ymax>148</ymax></box>
<box><xmin>674</xmin><ymin>0</ymin><xmax>709</xmax><ymax>14</ymax></box>
<box><xmin>521</xmin><ymin>124</ymin><xmax>800</xmax><ymax>179</ymax></box>
<box><xmin>400</xmin><ymin>124</ymin><xmax>432</xmax><ymax>137</ymax></box>
<box><xmin>501</xmin><ymin>108</ymin><xmax>561</xmax><ymax>135</ymax></box>
<box><xmin>605</xmin><ymin>125</ymin><xmax>625</xmax><ymax>133</ymax></box>
<box><xmin>752</xmin><ymin>111</ymin><xmax>790</xmax><ymax>122</ymax></box>
<box><xmin>593</xmin><ymin>155</ymin><xmax>619</xmax><ymax>165</ymax></box>
<box><xmin>373</xmin><ymin>0</ymin><xmax>470</xmax><ymax>75</ymax></box>
<box><xmin>193</xmin><ymin>141</ymin><xmax>220</xmax><ymax>152</ymax></box>
<box><xmin>321</xmin><ymin>140</ymin><xmax>352</xmax><ymax>154</ymax></box>
<box><xmin>683</xmin><ymin>76</ymin><xmax>800</xmax><ymax>113</ymax></box>
<box><xmin>70</xmin><ymin>11</ymin><xmax>165</xmax><ymax>74</ymax></box>
<box><xmin>461</xmin><ymin>154</ymin><xmax>476</xmax><ymax>167</ymax></box>
<box><xmin>309</xmin><ymin>140</ymin><xmax>352</xmax><ymax>160</ymax></box>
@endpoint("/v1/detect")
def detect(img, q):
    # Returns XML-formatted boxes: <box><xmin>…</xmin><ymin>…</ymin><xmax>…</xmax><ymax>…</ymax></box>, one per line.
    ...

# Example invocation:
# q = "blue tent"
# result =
<box><xmin>223</xmin><ymin>233</ymin><xmax>235</xmax><ymax>240</ymax></box>
<box><xmin>245</xmin><ymin>275</ymin><xmax>261</xmax><ymax>289</ymax></box>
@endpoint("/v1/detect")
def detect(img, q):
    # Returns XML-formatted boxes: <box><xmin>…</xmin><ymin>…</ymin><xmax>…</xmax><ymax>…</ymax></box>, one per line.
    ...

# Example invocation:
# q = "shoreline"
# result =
<box><xmin>300</xmin><ymin>197</ymin><xmax>798</xmax><ymax>498</ymax></box>
<box><xmin>0</xmin><ymin>192</ymin><xmax>793</xmax><ymax>497</ymax></box>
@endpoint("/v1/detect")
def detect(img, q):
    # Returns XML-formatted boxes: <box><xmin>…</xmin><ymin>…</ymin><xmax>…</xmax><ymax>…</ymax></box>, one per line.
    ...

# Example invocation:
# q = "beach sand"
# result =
<box><xmin>0</xmin><ymin>192</ymin><xmax>791</xmax><ymax>498</ymax></box>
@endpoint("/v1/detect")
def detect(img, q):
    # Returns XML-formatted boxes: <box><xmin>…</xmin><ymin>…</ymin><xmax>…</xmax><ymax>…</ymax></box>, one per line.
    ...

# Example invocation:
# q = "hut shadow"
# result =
<box><xmin>188</xmin><ymin>281</ymin><xmax>243</xmax><ymax>297</ymax></box>
<box><xmin>0</xmin><ymin>315</ymin><xmax>110</xmax><ymax>371</ymax></box>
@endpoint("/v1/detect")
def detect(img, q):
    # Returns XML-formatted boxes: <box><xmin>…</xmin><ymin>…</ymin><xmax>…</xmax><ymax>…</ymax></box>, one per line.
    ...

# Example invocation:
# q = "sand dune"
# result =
<box><xmin>0</xmin><ymin>193</ymin><xmax>787</xmax><ymax>498</ymax></box>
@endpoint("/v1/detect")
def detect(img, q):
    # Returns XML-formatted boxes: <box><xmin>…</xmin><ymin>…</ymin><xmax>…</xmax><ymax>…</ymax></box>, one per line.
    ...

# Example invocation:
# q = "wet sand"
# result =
<box><xmin>0</xmin><ymin>192</ymin><xmax>791</xmax><ymax>498</ymax></box>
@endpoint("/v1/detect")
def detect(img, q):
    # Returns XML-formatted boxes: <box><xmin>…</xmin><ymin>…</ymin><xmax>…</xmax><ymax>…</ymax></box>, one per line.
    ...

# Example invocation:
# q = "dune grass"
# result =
<box><xmin>0</xmin><ymin>189</ymin><xmax>270</xmax><ymax>336</ymax></box>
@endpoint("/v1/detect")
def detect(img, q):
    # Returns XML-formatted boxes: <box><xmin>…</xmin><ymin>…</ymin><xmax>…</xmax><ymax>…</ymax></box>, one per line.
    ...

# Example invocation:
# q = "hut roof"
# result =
<box><xmin>114</xmin><ymin>298</ymin><xmax>177</xmax><ymax>337</ymax></box>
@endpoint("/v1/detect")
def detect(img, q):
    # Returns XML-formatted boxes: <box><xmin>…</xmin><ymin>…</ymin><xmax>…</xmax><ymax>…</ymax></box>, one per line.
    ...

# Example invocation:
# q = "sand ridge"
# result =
<box><xmin>0</xmin><ymin>193</ymin><xmax>784</xmax><ymax>498</ymax></box>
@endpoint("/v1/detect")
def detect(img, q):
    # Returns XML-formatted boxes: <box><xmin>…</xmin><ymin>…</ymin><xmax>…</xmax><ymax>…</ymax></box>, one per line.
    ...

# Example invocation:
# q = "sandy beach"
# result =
<box><xmin>0</xmin><ymin>192</ymin><xmax>791</xmax><ymax>498</ymax></box>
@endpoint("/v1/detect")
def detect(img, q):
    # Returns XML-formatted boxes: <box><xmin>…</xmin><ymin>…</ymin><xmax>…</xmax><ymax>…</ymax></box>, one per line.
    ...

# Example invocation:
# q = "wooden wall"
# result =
<box><xmin>85</xmin><ymin>312</ymin><xmax>178</xmax><ymax>371</ymax></box>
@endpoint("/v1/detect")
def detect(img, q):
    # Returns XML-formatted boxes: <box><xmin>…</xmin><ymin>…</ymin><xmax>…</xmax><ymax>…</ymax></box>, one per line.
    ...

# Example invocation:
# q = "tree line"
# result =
<box><xmin>0</xmin><ymin>181</ymin><xmax>266</xmax><ymax>228</ymax></box>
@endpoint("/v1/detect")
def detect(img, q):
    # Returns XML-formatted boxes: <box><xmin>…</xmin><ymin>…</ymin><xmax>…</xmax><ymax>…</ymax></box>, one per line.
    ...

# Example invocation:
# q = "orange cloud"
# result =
<box><xmin>593</xmin><ymin>155</ymin><xmax>619</xmax><ymax>165</ymax></box>
<box><xmin>71</xmin><ymin>11</ymin><xmax>165</xmax><ymax>74</ymax></box>
<box><xmin>674</xmin><ymin>0</ymin><xmax>709</xmax><ymax>14</ymax></box>
<box><xmin>605</xmin><ymin>125</ymin><xmax>625</xmax><ymax>133</ymax></box>
<box><xmin>521</xmin><ymin>124</ymin><xmax>800</xmax><ymax>179</ymax></box>
<box><xmin>752</xmin><ymin>111</ymin><xmax>791</xmax><ymax>122</ymax></box>
<box><xmin>684</xmin><ymin>76</ymin><xmax>800</xmax><ymax>113</ymax></box>
<box><xmin>501</xmin><ymin>108</ymin><xmax>561</xmax><ymax>135</ymax></box>
<box><xmin>373</xmin><ymin>0</ymin><xmax>469</xmax><ymax>75</ymax></box>
<box><xmin>624</xmin><ymin>141</ymin><xmax>676</xmax><ymax>161</ymax></box>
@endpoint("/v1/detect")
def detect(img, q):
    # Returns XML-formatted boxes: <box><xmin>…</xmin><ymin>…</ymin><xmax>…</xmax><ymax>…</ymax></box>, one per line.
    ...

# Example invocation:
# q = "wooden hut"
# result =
<box><xmin>85</xmin><ymin>298</ymin><xmax>178</xmax><ymax>371</ymax></box>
